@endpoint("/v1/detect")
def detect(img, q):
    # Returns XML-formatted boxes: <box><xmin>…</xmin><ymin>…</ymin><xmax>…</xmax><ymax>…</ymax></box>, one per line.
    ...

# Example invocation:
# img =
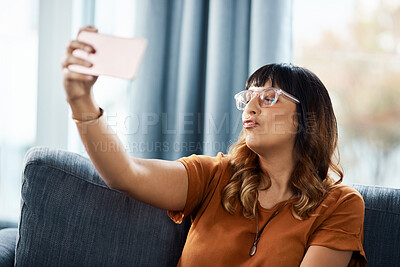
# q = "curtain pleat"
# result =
<box><xmin>126</xmin><ymin>0</ymin><xmax>292</xmax><ymax>159</ymax></box>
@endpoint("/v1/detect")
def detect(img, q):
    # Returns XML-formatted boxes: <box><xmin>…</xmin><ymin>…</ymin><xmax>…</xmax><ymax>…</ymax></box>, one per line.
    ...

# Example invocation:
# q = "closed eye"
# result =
<box><xmin>263</xmin><ymin>98</ymin><xmax>275</xmax><ymax>104</ymax></box>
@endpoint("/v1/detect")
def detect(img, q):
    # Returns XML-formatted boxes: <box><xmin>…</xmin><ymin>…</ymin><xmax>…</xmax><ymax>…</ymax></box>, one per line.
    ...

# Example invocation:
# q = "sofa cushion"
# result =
<box><xmin>353</xmin><ymin>184</ymin><xmax>400</xmax><ymax>267</ymax></box>
<box><xmin>15</xmin><ymin>147</ymin><xmax>190</xmax><ymax>267</ymax></box>
<box><xmin>0</xmin><ymin>228</ymin><xmax>17</xmax><ymax>267</ymax></box>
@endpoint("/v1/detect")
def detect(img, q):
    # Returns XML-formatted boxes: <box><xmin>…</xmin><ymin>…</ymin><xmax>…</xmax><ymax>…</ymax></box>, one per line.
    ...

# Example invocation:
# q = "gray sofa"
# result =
<box><xmin>0</xmin><ymin>147</ymin><xmax>399</xmax><ymax>266</ymax></box>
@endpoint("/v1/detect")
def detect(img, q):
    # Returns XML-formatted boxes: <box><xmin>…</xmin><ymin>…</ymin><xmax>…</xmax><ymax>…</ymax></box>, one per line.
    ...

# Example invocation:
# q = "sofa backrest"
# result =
<box><xmin>353</xmin><ymin>184</ymin><xmax>400</xmax><ymax>267</ymax></box>
<box><xmin>14</xmin><ymin>147</ymin><xmax>400</xmax><ymax>266</ymax></box>
<box><xmin>16</xmin><ymin>147</ymin><xmax>191</xmax><ymax>267</ymax></box>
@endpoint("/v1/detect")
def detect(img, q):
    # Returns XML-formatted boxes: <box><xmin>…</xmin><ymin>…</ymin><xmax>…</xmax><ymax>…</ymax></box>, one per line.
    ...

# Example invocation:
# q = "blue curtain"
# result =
<box><xmin>127</xmin><ymin>0</ymin><xmax>292</xmax><ymax>160</ymax></box>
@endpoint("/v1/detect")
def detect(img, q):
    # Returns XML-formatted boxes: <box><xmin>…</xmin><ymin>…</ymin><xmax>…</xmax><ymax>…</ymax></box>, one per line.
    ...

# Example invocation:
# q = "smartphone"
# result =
<box><xmin>68</xmin><ymin>31</ymin><xmax>148</xmax><ymax>80</ymax></box>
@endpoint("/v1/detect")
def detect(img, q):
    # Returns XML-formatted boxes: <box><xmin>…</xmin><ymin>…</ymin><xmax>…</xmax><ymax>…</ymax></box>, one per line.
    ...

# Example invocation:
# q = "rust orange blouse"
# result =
<box><xmin>168</xmin><ymin>153</ymin><xmax>367</xmax><ymax>266</ymax></box>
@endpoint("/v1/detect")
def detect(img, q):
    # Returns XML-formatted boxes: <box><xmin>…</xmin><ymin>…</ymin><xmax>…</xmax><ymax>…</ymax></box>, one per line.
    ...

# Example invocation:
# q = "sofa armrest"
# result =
<box><xmin>16</xmin><ymin>147</ymin><xmax>190</xmax><ymax>266</ymax></box>
<box><xmin>0</xmin><ymin>228</ymin><xmax>18</xmax><ymax>267</ymax></box>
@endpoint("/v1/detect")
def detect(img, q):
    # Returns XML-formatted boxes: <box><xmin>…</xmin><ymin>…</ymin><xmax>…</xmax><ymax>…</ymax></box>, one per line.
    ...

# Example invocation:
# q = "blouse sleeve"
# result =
<box><xmin>308</xmin><ymin>187</ymin><xmax>367</xmax><ymax>266</ymax></box>
<box><xmin>167</xmin><ymin>153</ymin><xmax>225</xmax><ymax>224</ymax></box>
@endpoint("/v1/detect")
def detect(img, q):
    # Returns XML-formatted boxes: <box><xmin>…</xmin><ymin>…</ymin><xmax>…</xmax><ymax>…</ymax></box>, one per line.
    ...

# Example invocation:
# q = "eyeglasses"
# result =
<box><xmin>234</xmin><ymin>87</ymin><xmax>300</xmax><ymax>110</ymax></box>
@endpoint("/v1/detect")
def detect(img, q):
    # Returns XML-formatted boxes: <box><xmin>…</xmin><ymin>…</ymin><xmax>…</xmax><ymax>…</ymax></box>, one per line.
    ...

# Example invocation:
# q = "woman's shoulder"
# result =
<box><xmin>321</xmin><ymin>183</ymin><xmax>365</xmax><ymax>213</ymax></box>
<box><xmin>307</xmin><ymin>183</ymin><xmax>365</xmax><ymax>237</ymax></box>
<box><xmin>178</xmin><ymin>152</ymin><xmax>231</xmax><ymax>169</ymax></box>
<box><xmin>327</xmin><ymin>183</ymin><xmax>364</xmax><ymax>200</ymax></box>
<box><xmin>177</xmin><ymin>152</ymin><xmax>232</xmax><ymax>179</ymax></box>
<box><xmin>186</xmin><ymin>152</ymin><xmax>230</xmax><ymax>161</ymax></box>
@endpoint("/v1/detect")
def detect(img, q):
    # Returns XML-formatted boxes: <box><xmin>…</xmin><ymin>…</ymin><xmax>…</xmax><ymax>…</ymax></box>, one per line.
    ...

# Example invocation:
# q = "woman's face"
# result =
<box><xmin>242</xmin><ymin>81</ymin><xmax>298</xmax><ymax>157</ymax></box>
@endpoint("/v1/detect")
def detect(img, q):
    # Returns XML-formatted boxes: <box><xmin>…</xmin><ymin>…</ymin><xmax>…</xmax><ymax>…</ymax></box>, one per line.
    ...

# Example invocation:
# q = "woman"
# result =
<box><xmin>62</xmin><ymin>26</ymin><xmax>367</xmax><ymax>266</ymax></box>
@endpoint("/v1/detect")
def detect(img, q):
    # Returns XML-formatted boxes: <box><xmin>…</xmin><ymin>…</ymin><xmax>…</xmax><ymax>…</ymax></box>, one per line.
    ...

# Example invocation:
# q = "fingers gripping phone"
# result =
<box><xmin>68</xmin><ymin>31</ymin><xmax>148</xmax><ymax>80</ymax></box>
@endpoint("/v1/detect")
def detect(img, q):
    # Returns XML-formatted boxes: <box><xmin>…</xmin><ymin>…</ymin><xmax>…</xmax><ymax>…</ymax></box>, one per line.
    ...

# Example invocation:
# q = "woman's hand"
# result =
<box><xmin>61</xmin><ymin>26</ymin><xmax>98</xmax><ymax>103</ymax></box>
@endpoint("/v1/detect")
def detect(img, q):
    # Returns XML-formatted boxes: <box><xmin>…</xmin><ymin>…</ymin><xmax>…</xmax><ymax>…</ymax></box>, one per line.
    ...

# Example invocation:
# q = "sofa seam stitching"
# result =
<box><xmin>24</xmin><ymin>161</ymin><xmax>114</xmax><ymax>192</ymax></box>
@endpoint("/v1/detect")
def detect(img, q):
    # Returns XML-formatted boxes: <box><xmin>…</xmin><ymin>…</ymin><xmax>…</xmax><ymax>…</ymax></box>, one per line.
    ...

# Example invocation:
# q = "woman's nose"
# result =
<box><xmin>243</xmin><ymin>95</ymin><xmax>260</xmax><ymax>115</ymax></box>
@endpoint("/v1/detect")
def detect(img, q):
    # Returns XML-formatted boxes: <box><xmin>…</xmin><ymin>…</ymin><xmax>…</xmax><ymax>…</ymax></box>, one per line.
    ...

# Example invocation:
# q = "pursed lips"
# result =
<box><xmin>243</xmin><ymin>119</ymin><xmax>258</xmax><ymax>128</ymax></box>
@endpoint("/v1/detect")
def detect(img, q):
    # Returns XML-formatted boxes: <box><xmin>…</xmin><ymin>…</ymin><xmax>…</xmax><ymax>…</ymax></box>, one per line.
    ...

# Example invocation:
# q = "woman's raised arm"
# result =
<box><xmin>61</xmin><ymin>26</ymin><xmax>188</xmax><ymax>211</ymax></box>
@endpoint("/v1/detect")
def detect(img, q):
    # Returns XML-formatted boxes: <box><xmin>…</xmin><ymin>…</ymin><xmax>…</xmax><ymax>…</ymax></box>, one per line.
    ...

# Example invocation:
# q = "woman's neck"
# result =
<box><xmin>258</xmin><ymin>147</ymin><xmax>296</xmax><ymax>199</ymax></box>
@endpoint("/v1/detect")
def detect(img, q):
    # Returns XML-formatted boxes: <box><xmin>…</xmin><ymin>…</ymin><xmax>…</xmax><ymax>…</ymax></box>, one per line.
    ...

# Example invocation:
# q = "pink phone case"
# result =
<box><xmin>68</xmin><ymin>31</ymin><xmax>147</xmax><ymax>80</ymax></box>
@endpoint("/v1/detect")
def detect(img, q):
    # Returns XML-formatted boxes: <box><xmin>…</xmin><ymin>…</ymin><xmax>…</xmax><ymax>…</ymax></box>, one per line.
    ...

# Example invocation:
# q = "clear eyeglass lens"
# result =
<box><xmin>235</xmin><ymin>89</ymin><xmax>278</xmax><ymax>110</ymax></box>
<box><xmin>239</xmin><ymin>91</ymin><xmax>250</xmax><ymax>103</ymax></box>
<box><xmin>235</xmin><ymin>91</ymin><xmax>251</xmax><ymax>110</ymax></box>
<box><xmin>236</xmin><ymin>101</ymin><xmax>246</xmax><ymax>110</ymax></box>
<box><xmin>259</xmin><ymin>89</ymin><xmax>277</xmax><ymax>107</ymax></box>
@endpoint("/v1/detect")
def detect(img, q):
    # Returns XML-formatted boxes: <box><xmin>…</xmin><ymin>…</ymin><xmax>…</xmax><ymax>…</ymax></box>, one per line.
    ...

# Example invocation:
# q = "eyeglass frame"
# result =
<box><xmin>234</xmin><ymin>86</ymin><xmax>300</xmax><ymax>110</ymax></box>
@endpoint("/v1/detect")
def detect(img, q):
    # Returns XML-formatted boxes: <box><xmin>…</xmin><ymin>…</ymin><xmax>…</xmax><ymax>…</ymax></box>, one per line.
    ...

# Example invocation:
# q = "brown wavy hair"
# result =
<box><xmin>221</xmin><ymin>63</ymin><xmax>343</xmax><ymax>220</ymax></box>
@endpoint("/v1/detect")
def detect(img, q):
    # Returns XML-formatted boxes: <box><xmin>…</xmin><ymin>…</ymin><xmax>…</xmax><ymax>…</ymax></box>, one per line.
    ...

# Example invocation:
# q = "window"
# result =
<box><xmin>0</xmin><ymin>0</ymin><xmax>38</xmax><ymax>222</ymax></box>
<box><xmin>293</xmin><ymin>0</ymin><xmax>400</xmax><ymax>187</ymax></box>
<box><xmin>68</xmin><ymin>0</ymin><xmax>139</xmax><ymax>154</ymax></box>
<box><xmin>0</xmin><ymin>0</ymin><xmax>140</xmax><ymax>222</ymax></box>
